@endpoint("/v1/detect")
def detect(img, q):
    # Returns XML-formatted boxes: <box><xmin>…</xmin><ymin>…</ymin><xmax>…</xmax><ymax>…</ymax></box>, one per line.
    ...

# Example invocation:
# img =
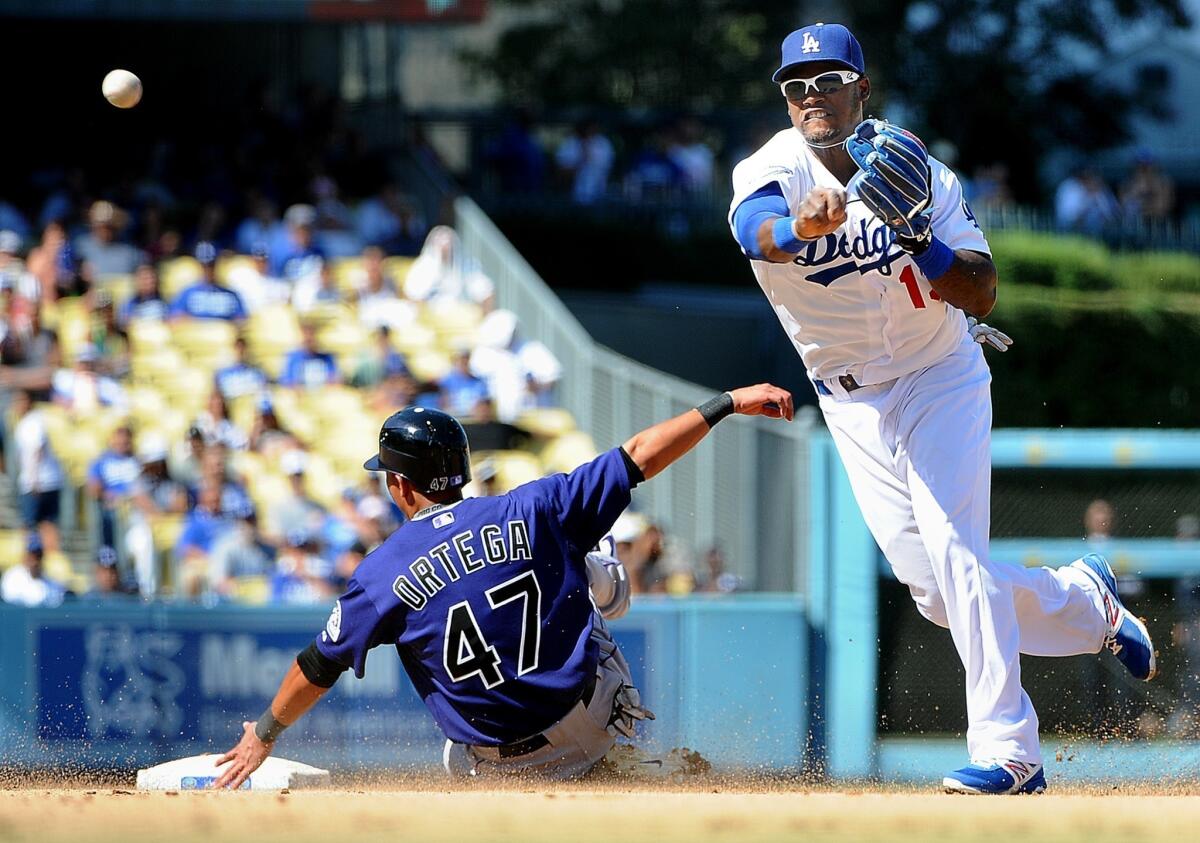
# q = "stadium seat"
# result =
<box><xmin>381</xmin><ymin>256</ymin><xmax>415</xmax><ymax>286</ymax></box>
<box><xmin>160</xmin><ymin>256</ymin><xmax>201</xmax><ymax>301</ymax></box>
<box><xmin>406</xmin><ymin>348</ymin><xmax>453</xmax><ymax>383</ymax></box>
<box><xmin>150</xmin><ymin>514</ymin><xmax>185</xmax><ymax>553</ymax></box>
<box><xmin>128</xmin><ymin>319</ymin><xmax>173</xmax><ymax>352</ymax></box>
<box><xmin>389</xmin><ymin>320</ymin><xmax>436</xmax><ymax>356</ymax></box>
<box><xmin>230</xmin><ymin>575</ymin><xmax>270</xmax><ymax>606</ymax></box>
<box><xmin>216</xmin><ymin>255</ymin><xmax>255</xmax><ymax>285</ymax></box>
<box><xmin>516</xmin><ymin>407</ymin><xmax>577</xmax><ymax>439</ymax></box>
<box><xmin>0</xmin><ymin>530</ymin><xmax>26</xmax><ymax>570</ymax></box>
<box><xmin>331</xmin><ymin>257</ymin><xmax>364</xmax><ymax>295</ymax></box>
<box><xmin>538</xmin><ymin>431</ymin><xmax>599</xmax><ymax>475</ymax></box>
<box><xmin>473</xmin><ymin>450</ymin><xmax>544</xmax><ymax>492</ymax></box>
<box><xmin>424</xmin><ymin>300</ymin><xmax>483</xmax><ymax>351</ymax></box>
<box><xmin>171</xmin><ymin>319</ymin><xmax>237</xmax><ymax>370</ymax></box>
<box><xmin>100</xmin><ymin>274</ymin><xmax>135</xmax><ymax>309</ymax></box>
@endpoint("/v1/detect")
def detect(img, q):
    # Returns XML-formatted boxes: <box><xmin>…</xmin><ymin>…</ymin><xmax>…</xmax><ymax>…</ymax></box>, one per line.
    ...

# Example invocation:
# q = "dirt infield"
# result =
<box><xmin>2</xmin><ymin>780</ymin><xmax>1200</xmax><ymax>843</ymax></box>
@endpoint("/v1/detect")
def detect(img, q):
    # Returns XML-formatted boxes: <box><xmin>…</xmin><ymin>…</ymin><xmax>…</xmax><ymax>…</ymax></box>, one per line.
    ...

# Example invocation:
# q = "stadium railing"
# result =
<box><xmin>454</xmin><ymin>196</ymin><xmax>815</xmax><ymax>592</ymax></box>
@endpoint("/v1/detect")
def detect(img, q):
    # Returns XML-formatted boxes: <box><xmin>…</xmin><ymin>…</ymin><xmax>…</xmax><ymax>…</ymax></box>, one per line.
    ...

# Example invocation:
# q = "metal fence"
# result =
<box><xmin>454</xmin><ymin>197</ymin><xmax>814</xmax><ymax>591</ymax></box>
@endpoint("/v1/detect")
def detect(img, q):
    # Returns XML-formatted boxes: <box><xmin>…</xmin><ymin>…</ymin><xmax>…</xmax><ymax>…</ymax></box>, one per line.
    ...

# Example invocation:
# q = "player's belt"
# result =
<box><xmin>496</xmin><ymin>674</ymin><xmax>598</xmax><ymax>759</ymax></box>
<box><xmin>814</xmin><ymin>374</ymin><xmax>863</xmax><ymax>397</ymax></box>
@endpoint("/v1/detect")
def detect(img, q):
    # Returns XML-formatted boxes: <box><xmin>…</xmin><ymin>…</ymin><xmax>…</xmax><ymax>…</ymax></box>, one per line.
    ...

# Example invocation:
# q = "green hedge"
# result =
<box><xmin>990</xmin><ymin>230</ymin><xmax>1200</xmax><ymax>295</ymax></box>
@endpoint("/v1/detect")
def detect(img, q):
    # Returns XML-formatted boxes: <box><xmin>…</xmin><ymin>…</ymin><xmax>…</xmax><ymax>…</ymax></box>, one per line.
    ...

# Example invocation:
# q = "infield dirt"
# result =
<box><xmin>2</xmin><ymin>779</ymin><xmax>1199</xmax><ymax>843</ymax></box>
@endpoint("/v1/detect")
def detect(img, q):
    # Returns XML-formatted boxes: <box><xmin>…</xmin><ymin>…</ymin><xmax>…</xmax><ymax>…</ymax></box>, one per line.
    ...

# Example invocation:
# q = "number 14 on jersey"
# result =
<box><xmin>899</xmin><ymin>264</ymin><xmax>940</xmax><ymax>309</ymax></box>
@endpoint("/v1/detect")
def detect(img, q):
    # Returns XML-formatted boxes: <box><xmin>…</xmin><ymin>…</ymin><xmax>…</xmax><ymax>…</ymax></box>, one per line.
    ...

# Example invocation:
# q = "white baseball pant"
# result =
<box><xmin>818</xmin><ymin>334</ymin><xmax>1110</xmax><ymax>764</ymax></box>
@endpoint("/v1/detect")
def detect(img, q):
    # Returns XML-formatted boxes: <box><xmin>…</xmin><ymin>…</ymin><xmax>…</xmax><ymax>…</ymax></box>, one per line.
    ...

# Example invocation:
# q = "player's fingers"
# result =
<box><xmin>824</xmin><ymin>189</ymin><xmax>847</xmax><ymax>222</ymax></box>
<box><xmin>761</xmin><ymin>404</ymin><xmax>782</xmax><ymax>418</ymax></box>
<box><xmin>214</xmin><ymin>749</ymin><xmax>235</xmax><ymax>767</ymax></box>
<box><xmin>212</xmin><ymin>764</ymin><xmax>236</xmax><ymax>789</ymax></box>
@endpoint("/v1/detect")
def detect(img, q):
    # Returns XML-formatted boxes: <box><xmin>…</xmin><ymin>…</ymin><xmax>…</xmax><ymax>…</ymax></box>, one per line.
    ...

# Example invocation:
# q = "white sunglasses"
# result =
<box><xmin>780</xmin><ymin>70</ymin><xmax>861</xmax><ymax>101</ymax></box>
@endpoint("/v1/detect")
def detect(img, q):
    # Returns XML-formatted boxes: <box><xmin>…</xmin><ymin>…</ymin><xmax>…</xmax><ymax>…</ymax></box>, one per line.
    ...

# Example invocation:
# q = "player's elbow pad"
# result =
<box><xmin>732</xmin><ymin>184</ymin><xmax>789</xmax><ymax>260</ymax></box>
<box><xmin>586</xmin><ymin>552</ymin><xmax>632</xmax><ymax>620</ymax></box>
<box><xmin>297</xmin><ymin>641</ymin><xmax>349</xmax><ymax>688</ymax></box>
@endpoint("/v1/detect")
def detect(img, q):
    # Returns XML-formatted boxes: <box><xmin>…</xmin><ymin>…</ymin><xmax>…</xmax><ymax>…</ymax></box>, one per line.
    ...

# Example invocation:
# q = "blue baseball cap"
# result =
<box><xmin>772</xmin><ymin>22</ymin><xmax>865</xmax><ymax>82</ymax></box>
<box><xmin>195</xmin><ymin>241</ymin><xmax>218</xmax><ymax>266</ymax></box>
<box><xmin>26</xmin><ymin>532</ymin><xmax>43</xmax><ymax>555</ymax></box>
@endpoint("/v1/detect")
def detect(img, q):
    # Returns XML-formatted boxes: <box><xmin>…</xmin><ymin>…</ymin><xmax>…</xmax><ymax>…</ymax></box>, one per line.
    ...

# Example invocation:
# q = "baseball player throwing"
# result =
<box><xmin>728</xmin><ymin>22</ymin><xmax>1155</xmax><ymax>794</ymax></box>
<box><xmin>215</xmin><ymin>386</ymin><xmax>792</xmax><ymax>785</ymax></box>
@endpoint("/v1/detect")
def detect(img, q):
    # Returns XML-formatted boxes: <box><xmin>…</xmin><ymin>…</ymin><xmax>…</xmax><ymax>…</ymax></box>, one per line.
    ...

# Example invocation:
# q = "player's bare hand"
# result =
<box><xmin>729</xmin><ymin>384</ymin><xmax>794</xmax><ymax>421</ymax></box>
<box><xmin>795</xmin><ymin>187</ymin><xmax>847</xmax><ymax>239</ymax></box>
<box><xmin>212</xmin><ymin>720</ymin><xmax>273</xmax><ymax>789</ymax></box>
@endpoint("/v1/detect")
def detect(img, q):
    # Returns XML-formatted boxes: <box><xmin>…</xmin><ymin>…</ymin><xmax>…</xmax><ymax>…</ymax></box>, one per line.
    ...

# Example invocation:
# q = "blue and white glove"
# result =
<box><xmin>845</xmin><ymin>119</ymin><xmax>933</xmax><ymax>251</ymax></box>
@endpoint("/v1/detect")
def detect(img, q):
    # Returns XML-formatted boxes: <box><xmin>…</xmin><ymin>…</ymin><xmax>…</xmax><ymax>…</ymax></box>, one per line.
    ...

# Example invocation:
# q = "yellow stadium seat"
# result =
<box><xmin>128</xmin><ymin>319</ymin><xmax>173</xmax><ymax>352</ymax></box>
<box><xmin>43</xmin><ymin>551</ymin><xmax>75</xmax><ymax>585</ymax></box>
<box><xmin>538</xmin><ymin>431</ymin><xmax>599</xmax><ymax>475</ymax></box>
<box><xmin>99</xmin><ymin>274</ymin><xmax>135</xmax><ymax>309</ymax></box>
<box><xmin>317</xmin><ymin>318</ymin><xmax>369</xmax><ymax>360</ymax></box>
<box><xmin>247</xmin><ymin>472</ymin><xmax>292</xmax><ymax>517</ymax></box>
<box><xmin>230</xmin><ymin>575</ymin><xmax>271</xmax><ymax>606</ymax></box>
<box><xmin>127</xmin><ymin>386</ymin><xmax>168</xmax><ymax>422</ymax></box>
<box><xmin>171</xmin><ymin>318</ymin><xmax>237</xmax><ymax>352</ymax></box>
<box><xmin>247</xmin><ymin>304</ymin><xmax>301</xmax><ymax>343</ymax></box>
<box><xmin>390</xmin><ymin>321</ymin><xmax>436</xmax><ymax>356</ymax></box>
<box><xmin>516</xmin><ymin>408</ymin><xmax>577</xmax><ymax>439</ymax></box>
<box><xmin>474</xmin><ymin>450</ymin><xmax>544</xmax><ymax>492</ymax></box>
<box><xmin>424</xmin><ymin>300</ymin><xmax>482</xmax><ymax>350</ymax></box>
<box><xmin>382</xmin><ymin>256</ymin><xmax>415</xmax><ymax>286</ymax></box>
<box><xmin>57</xmin><ymin>310</ymin><xmax>91</xmax><ymax>363</ymax></box>
<box><xmin>406</xmin><ymin>348</ymin><xmax>452</xmax><ymax>383</ymax></box>
<box><xmin>228</xmin><ymin>394</ymin><xmax>259</xmax><ymax>433</ymax></box>
<box><xmin>151</xmin><ymin>514</ymin><xmax>186</xmax><ymax>553</ymax></box>
<box><xmin>331</xmin><ymin>257</ymin><xmax>364</xmax><ymax>295</ymax></box>
<box><xmin>0</xmin><ymin>530</ymin><xmax>27</xmax><ymax>569</ymax></box>
<box><xmin>160</xmin><ymin>257</ymin><xmax>201</xmax><ymax>301</ymax></box>
<box><xmin>216</xmin><ymin>255</ymin><xmax>255</xmax><ymax>285</ymax></box>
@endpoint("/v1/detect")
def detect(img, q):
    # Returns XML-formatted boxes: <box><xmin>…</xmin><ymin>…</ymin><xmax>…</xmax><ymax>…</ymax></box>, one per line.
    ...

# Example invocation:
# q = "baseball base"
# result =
<box><xmin>135</xmin><ymin>754</ymin><xmax>330</xmax><ymax>791</ymax></box>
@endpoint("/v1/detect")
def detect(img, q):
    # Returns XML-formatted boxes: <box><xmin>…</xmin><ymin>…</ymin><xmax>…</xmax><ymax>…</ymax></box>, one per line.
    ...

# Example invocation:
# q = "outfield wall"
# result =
<box><xmin>0</xmin><ymin>598</ymin><xmax>808</xmax><ymax>772</ymax></box>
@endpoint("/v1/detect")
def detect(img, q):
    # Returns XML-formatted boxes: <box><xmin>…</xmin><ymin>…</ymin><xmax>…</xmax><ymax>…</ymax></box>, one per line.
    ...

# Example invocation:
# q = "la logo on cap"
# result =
<box><xmin>801</xmin><ymin>30</ymin><xmax>820</xmax><ymax>53</ymax></box>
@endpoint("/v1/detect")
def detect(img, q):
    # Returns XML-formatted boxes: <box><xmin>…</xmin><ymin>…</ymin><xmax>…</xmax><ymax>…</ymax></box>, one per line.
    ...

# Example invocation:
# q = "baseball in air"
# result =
<box><xmin>102</xmin><ymin>69</ymin><xmax>142</xmax><ymax>108</ymax></box>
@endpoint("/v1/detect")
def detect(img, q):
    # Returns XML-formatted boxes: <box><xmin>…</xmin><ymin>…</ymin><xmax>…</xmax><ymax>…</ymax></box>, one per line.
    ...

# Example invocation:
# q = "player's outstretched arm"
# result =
<box><xmin>623</xmin><ymin>383</ymin><xmax>793</xmax><ymax>481</ymax></box>
<box><xmin>212</xmin><ymin>661</ymin><xmax>332</xmax><ymax>789</ymax></box>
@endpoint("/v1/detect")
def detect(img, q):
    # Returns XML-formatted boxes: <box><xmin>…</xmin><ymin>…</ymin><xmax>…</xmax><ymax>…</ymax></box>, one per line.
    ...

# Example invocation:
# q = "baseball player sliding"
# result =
<box><xmin>729</xmin><ymin>22</ymin><xmax>1156</xmax><ymax>794</ymax></box>
<box><xmin>215</xmin><ymin>386</ymin><xmax>793</xmax><ymax>786</ymax></box>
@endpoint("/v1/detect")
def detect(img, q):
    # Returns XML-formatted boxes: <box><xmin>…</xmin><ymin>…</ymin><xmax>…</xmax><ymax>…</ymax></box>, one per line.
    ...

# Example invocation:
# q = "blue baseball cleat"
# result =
<box><xmin>1072</xmin><ymin>553</ymin><xmax>1157</xmax><ymax>681</ymax></box>
<box><xmin>943</xmin><ymin>759</ymin><xmax>1046</xmax><ymax>795</ymax></box>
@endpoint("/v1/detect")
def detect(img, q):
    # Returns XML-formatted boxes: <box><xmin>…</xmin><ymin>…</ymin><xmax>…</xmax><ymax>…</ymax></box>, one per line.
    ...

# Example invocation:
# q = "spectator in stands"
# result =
<box><xmin>175</xmin><ymin>481</ymin><xmax>232</xmax><ymax>599</ymax></box>
<box><xmin>11</xmin><ymin>389</ymin><xmax>63</xmax><ymax>553</ymax></box>
<box><xmin>625</xmin><ymin>127</ymin><xmax>688</xmax><ymax>199</ymax></box>
<box><xmin>192</xmin><ymin>390</ymin><xmax>249</xmax><ymax>451</ymax></box>
<box><xmin>214</xmin><ymin>336</ymin><xmax>268</xmax><ymax>402</ymax></box>
<box><xmin>623</xmin><ymin>520</ymin><xmax>668</xmax><ymax>594</ymax></box>
<box><xmin>1120</xmin><ymin>150</ymin><xmax>1175</xmax><ymax>221</ymax></box>
<box><xmin>74</xmin><ymin>201</ymin><xmax>142</xmax><ymax>277</ymax></box>
<box><xmin>440</xmin><ymin>348</ymin><xmax>490</xmax><ymax>418</ymax></box>
<box><xmin>248</xmin><ymin>397</ymin><xmax>295</xmax><ymax>458</ymax></box>
<box><xmin>968</xmin><ymin>163</ymin><xmax>1014</xmax><ymax>210</ymax></box>
<box><xmin>463</xmin><ymin>458</ymin><xmax>501</xmax><ymax>499</ymax></box>
<box><xmin>351</xmin><ymin>326</ymin><xmax>410</xmax><ymax>389</ymax></box>
<box><xmin>125</xmin><ymin>435</ymin><xmax>188</xmax><ymax>597</ymax></box>
<box><xmin>555</xmin><ymin>119</ymin><xmax>614</xmax><ymax>205</ymax></box>
<box><xmin>1170</xmin><ymin>513</ymin><xmax>1200</xmax><ymax>738</ymax></box>
<box><xmin>265</xmin><ymin>450</ymin><xmax>328</xmax><ymax>544</ymax></box>
<box><xmin>87</xmin><ymin>290</ymin><xmax>129</xmax><ymax>378</ymax></box>
<box><xmin>208</xmin><ymin>502</ymin><xmax>276</xmax><ymax>599</ymax></box>
<box><xmin>471</xmin><ymin>309</ymin><xmax>563</xmax><ymax>422</ymax></box>
<box><xmin>270</xmin><ymin>204</ymin><xmax>325</xmax><ymax>283</ymax></box>
<box><xmin>279</xmin><ymin>320</ymin><xmax>338</xmax><ymax>389</ymax></box>
<box><xmin>291</xmin><ymin>258</ymin><xmax>342</xmax><ymax>313</ymax></box>
<box><xmin>235</xmin><ymin>193</ymin><xmax>281</xmax><ymax>256</ymax></box>
<box><xmin>25</xmin><ymin>221</ymin><xmax>84</xmax><ymax>303</ymax></box>
<box><xmin>366</xmin><ymin>366</ymin><xmax>419</xmax><ymax>416</ymax></box>
<box><xmin>199</xmin><ymin>442</ymin><xmax>253</xmax><ymax>518</ymax></box>
<box><xmin>700</xmin><ymin>546</ymin><xmax>740</xmax><ymax>594</ymax></box>
<box><xmin>168</xmin><ymin>242</ymin><xmax>248</xmax><ymax>323</ymax></box>
<box><xmin>270</xmin><ymin>529</ymin><xmax>336</xmax><ymax>605</ymax></box>
<box><xmin>226</xmin><ymin>242</ymin><xmax>289</xmax><ymax>313</ymax></box>
<box><xmin>117</xmin><ymin>263</ymin><xmax>168</xmax><ymax>328</ymax></box>
<box><xmin>0</xmin><ymin>296</ymin><xmax>59</xmax><ymax>399</ymax></box>
<box><xmin>1055</xmin><ymin>168</ymin><xmax>1119</xmax><ymax>235</ymax></box>
<box><xmin>406</xmin><ymin>227</ymin><xmax>495</xmax><ymax>306</ymax></box>
<box><xmin>1084</xmin><ymin>498</ymin><xmax>1116</xmax><ymax>543</ymax></box>
<box><xmin>668</xmin><ymin>116</ymin><xmax>715</xmax><ymax>194</ymax></box>
<box><xmin>52</xmin><ymin>344</ymin><xmax>128</xmax><ymax>413</ymax></box>
<box><xmin>357</xmin><ymin>184</ymin><xmax>427</xmax><ymax>256</ymax></box>
<box><xmin>0</xmin><ymin>533</ymin><xmax>65</xmax><ymax>607</ymax></box>
<box><xmin>0</xmin><ymin>230</ymin><xmax>38</xmax><ymax>303</ymax></box>
<box><xmin>0</xmin><ymin>199</ymin><xmax>29</xmax><ymax>240</ymax></box>
<box><xmin>356</xmin><ymin>246</ymin><xmax>418</xmax><ymax>333</ymax></box>
<box><xmin>170</xmin><ymin>426</ymin><xmax>207</xmax><ymax>492</ymax></box>
<box><xmin>87</xmin><ymin>424</ymin><xmax>141</xmax><ymax>547</ymax></box>
<box><xmin>484</xmin><ymin>109</ymin><xmax>546</xmax><ymax>195</ymax></box>
<box><xmin>83</xmin><ymin>546</ymin><xmax>138</xmax><ymax>601</ymax></box>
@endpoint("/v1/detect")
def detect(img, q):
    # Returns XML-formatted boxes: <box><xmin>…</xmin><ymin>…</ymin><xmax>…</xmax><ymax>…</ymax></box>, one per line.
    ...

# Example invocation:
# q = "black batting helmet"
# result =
<box><xmin>363</xmin><ymin>406</ymin><xmax>472</xmax><ymax>493</ymax></box>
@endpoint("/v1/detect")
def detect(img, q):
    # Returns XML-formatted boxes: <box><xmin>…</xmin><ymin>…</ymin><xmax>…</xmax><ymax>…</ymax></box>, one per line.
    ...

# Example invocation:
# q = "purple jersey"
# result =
<box><xmin>315</xmin><ymin>448</ymin><xmax>633</xmax><ymax>745</ymax></box>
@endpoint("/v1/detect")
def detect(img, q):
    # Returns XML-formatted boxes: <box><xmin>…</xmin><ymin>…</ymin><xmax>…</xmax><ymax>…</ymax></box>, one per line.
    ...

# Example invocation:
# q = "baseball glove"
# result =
<box><xmin>845</xmin><ymin>119</ymin><xmax>933</xmax><ymax>248</ymax></box>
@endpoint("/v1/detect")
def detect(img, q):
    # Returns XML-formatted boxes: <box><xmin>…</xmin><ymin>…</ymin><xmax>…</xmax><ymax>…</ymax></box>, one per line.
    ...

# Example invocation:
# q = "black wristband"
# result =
<box><xmin>696</xmin><ymin>392</ymin><xmax>735</xmax><ymax>428</ymax></box>
<box><xmin>254</xmin><ymin>708</ymin><xmax>288</xmax><ymax>744</ymax></box>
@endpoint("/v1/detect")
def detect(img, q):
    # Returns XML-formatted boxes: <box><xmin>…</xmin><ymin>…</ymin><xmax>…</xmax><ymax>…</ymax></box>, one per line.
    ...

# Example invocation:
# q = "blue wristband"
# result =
<box><xmin>910</xmin><ymin>235</ymin><xmax>954</xmax><ymax>281</ymax></box>
<box><xmin>772</xmin><ymin>217</ymin><xmax>805</xmax><ymax>253</ymax></box>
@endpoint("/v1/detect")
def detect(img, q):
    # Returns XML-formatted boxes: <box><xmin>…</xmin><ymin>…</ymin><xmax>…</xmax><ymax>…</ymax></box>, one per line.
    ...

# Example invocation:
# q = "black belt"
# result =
<box><xmin>496</xmin><ymin>674</ymin><xmax>597</xmax><ymax>759</ymax></box>
<box><xmin>814</xmin><ymin>373</ymin><xmax>863</xmax><ymax>397</ymax></box>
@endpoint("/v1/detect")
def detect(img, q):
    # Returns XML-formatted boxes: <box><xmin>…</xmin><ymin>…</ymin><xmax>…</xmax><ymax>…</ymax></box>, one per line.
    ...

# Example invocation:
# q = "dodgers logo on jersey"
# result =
<box><xmin>793</xmin><ymin>218</ymin><xmax>902</xmax><ymax>287</ymax></box>
<box><xmin>801</xmin><ymin>31</ymin><xmax>820</xmax><ymax>53</ymax></box>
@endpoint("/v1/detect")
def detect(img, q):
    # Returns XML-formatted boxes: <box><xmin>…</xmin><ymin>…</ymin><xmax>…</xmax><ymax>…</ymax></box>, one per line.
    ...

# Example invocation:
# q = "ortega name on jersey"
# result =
<box><xmin>392</xmin><ymin>517</ymin><xmax>533</xmax><ymax>611</ymax></box>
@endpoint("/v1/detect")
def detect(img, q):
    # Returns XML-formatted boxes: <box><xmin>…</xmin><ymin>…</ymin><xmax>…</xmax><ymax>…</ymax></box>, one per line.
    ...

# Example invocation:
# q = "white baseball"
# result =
<box><xmin>102</xmin><ymin>69</ymin><xmax>142</xmax><ymax>109</ymax></box>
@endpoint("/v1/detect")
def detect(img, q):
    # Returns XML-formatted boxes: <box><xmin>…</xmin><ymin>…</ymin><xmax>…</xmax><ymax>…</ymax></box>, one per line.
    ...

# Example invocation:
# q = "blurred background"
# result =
<box><xmin>1</xmin><ymin>0</ymin><xmax>1199</xmax><ymax>781</ymax></box>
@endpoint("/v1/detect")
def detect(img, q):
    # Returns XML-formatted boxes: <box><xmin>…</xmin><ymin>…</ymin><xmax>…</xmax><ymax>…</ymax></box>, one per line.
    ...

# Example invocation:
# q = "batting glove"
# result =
<box><xmin>967</xmin><ymin>316</ymin><xmax>1013</xmax><ymax>352</ymax></box>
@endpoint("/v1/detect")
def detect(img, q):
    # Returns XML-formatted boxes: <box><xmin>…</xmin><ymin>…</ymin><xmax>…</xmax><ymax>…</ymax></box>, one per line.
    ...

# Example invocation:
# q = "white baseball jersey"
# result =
<box><xmin>728</xmin><ymin>128</ymin><xmax>989</xmax><ymax>385</ymax></box>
